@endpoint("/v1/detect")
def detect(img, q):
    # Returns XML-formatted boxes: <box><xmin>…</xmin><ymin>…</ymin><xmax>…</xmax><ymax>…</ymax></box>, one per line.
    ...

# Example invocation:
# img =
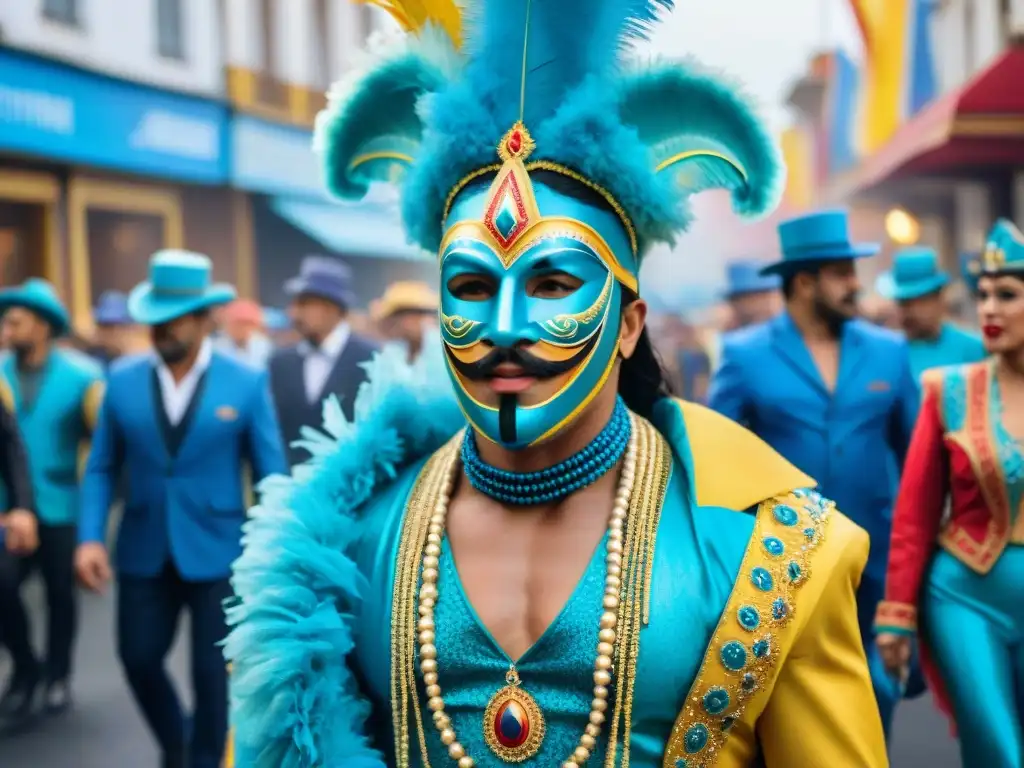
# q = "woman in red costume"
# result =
<box><xmin>876</xmin><ymin>218</ymin><xmax>1024</xmax><ymax>768</ymax></box>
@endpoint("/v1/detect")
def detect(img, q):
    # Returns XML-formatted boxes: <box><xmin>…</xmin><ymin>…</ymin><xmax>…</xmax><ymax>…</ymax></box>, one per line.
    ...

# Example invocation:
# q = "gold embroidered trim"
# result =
<box><xmin>390</xmin><ymin>436</ymin><xmax>463</xmax><ymax>768</ymax></box>
<box><xmin>662</xmin><ymin>489</ymin><xmax>834</xmax><ymax>768</ymax></box>
<box><xmin>441</xmin><ymin>161</ymin><xmax>639</xmax><ymax>258</ymax></box>
<box><xmin>388</xmin><ymin>415</ymin><xmax>671</xmax><ymax>766</ymax></box>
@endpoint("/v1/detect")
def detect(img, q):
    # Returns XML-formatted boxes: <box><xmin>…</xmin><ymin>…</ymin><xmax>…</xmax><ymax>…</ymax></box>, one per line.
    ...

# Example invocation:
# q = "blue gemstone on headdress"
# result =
<box><xmin>675</xmin><ymin>760</ymin><xmax>689</xmax><ymax>768</ymax></box>
<box><xmin>702</xmin><ymin>687</ymin><xmax>730</xmax><ymax>716</ymax></box>
<box><xmin>762</xmin><ymin>536</ymin><xmax>784</xmax><ymax>556</ymax></box>
<box><xmin>751</xmin><ymin>567</ymin><xmax>773</xmax><ymax>591</ymax></box>
<box><xmin>737</xmin><ymin>605</ymin><xmax>760</xmax><ymax>631</ymax></box>
<box><xmin>803</xmin><ymin>527</ymin><xmax>816</xmax><ymax>540</ymax></box>
<box><xmin>742</xmin><ymin>673</ymin><xmax>757</xmax><ymax>693</ymax></box>
<box><xmin>773</xmin><ymin>504</ymin><xmax>799</xmax><ymax>526</ymax></box>
<box><xmin>772</xmin><ymin>597</ymin><xmax>789</xmax><ymax>621</ymax></box>
<box><xmin>753</xmin><ymin>638</ymin><xmax>771</xmax><ymax>658</ymax></box>
<box><xmin>495</xmin><ymin>195</ymin><xmax>519</xmax><ymax>239</ymax></box>
<box><xmin>720</xmin><ymin>641</ymin><xmax>747</xmax><ymax>671</ymax></box>
<box><xmin>787</xmin><ymin>561</ymin><xmax>802</xmax><ymax>582</ymax></box>
<box><xmin>721</xmin><ymin>716</ymin><xmax>736</xmax><ymax>732</ymax></box>
<box><xmin>684</xmin><ymin>723</ymin><xmax>710</xmax><ymax>754</ymax></box>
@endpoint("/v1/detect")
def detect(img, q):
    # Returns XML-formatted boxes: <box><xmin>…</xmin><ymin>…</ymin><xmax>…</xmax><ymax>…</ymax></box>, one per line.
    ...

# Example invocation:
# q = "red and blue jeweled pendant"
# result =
<box><xmin>482</xmin><ymin>665</ymin><xmax>545</xmax><ymax>762</ymax></box>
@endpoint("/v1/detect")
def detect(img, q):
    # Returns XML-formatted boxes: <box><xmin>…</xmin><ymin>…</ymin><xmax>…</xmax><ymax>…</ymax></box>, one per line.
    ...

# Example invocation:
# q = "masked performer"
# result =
<box><xmin>876</xmin><ymin>219</ymin><xmax>1024</xmax><ymax>768</ymax></box>
<box><xmin>225</xmin><ymin>2</ymin><xmax>886</xmax><ymax>766</ymax></box>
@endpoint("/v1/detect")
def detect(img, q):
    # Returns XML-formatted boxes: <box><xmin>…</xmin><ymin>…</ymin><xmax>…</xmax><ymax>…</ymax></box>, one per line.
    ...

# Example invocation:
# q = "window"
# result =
<box><xmin>42</xmin><ymin>0</ymin><xmax>80</xmax><ymax>26</ymax></box>
<box><xmin>156</xmin><ymin>0</ymin><xmax>186</xmax><ymax>60</ymax></box>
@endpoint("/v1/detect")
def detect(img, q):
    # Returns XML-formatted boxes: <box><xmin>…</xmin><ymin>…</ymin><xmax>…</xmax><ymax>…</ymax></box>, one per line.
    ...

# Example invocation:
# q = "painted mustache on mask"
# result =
<box><xmin>447</xmin><ymin>335</ymin><xmax>598</xmax><ymax>381</ymax></box>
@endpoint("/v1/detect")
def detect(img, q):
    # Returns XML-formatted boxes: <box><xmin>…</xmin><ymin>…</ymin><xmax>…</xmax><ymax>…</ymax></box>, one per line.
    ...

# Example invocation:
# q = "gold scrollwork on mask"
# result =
<box><xmin>542</xmin><ymin>273</ymin><xmax>613</xmax><ymax>339</ymax></box>
<box><xmin>442</xmin><ymin>313</ymin><xmax>480</xmax><ymax>339</ymax></box>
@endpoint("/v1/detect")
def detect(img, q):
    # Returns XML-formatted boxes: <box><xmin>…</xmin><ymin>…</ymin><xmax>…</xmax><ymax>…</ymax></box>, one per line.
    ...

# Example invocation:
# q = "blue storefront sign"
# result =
<box><xmin>0</xmin><ymin>49</ymin><xmax>228</xmax><ymax>183</ymax></box>
<box><xmin>231</xmin><ymin>115</ymin><xmax>426</xmax><ymax>261</ymax></box>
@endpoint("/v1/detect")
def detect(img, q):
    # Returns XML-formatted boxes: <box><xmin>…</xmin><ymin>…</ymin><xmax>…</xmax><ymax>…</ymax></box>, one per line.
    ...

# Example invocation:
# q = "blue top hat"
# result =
<box><xmin>977</xmin><ymin>219</ymin><xmax>1024</xmax><ymax>277</ymax></box>
<box><xmin>875</xmin><ymin>247</ymin><xmax>950</xmax><ymax>301</ymax></box>
<box><xmin>93</xmin><ymin>290</ymin><xmax>132</xmax><ymax>326</ymax></box>
<box><xmin>128</xmin><ymin>250</ymin><xmax>236</xmax><ymax>326</ymax></box>
<box><xmin>0</xmin><ymin>278</ymin><xmax>70</xmax><ymax>336</ymax></box>
<box><xmin>285</xmin><ymin>256</ymin><xmax>355</xmax><ymax>309</ymax></box>
<box><xmin>761</xmin><ymin>209</ymin><xmax>880</xmax><ymax>276</ymax></box>
<box><xmin>724</xmin><ymin>260</ymin><xmax>780</xmax><ymax>298</ymax></box>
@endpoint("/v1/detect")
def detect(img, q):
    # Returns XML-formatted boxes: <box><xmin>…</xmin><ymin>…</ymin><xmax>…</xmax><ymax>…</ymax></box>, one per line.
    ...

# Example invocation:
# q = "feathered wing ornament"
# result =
<box><xmin>314</xmin><ymin>0</ymin><xmax>464</xmax><ymax>201</ymax></box>
<box><xmin>618</xmin><ymin>61</ymin><xmax>785</xmax><ymax>220</ymax></box>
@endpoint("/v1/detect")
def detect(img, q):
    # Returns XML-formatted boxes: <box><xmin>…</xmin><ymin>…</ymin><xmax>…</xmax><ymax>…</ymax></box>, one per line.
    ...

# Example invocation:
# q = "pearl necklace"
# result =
<box><xmin>416</xmin><ymin>413</ymin><xmax>639</xmax><ymax>767</ymax></box>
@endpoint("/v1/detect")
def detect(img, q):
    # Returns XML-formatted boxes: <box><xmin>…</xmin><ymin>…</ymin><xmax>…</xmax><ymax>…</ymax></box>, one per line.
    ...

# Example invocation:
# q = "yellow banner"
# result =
<box><xmin>849</xmin><ymin>0</ymin><xmax>910</xmax><ymax>152</ymax></box>
<box><xmin>780</xmin><ymin>127</ymin><xmax>813</xmax><ymax>210</ymax></box>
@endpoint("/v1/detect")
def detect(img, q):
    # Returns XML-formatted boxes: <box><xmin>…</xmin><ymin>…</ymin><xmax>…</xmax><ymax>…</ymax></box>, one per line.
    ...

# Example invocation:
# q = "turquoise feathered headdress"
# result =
<box><xmin>317</xmin><ymin>0</ymin><xmax>784</xmax><ymax>257</ymax></box>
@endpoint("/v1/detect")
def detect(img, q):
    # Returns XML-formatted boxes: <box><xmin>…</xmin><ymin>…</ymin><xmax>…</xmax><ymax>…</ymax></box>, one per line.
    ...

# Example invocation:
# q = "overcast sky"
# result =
<box><xmin>638</xmin><ymin>0</ymin><xmax>865</xmax><ymax>304</ymax></box>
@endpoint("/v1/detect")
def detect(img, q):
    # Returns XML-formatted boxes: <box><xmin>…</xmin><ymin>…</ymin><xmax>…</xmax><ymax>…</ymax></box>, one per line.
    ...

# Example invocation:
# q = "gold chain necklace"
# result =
<box><xmin>416</xmin><ymin>414</ymin><xmax>640</xmax><ymax>766</ymax></box>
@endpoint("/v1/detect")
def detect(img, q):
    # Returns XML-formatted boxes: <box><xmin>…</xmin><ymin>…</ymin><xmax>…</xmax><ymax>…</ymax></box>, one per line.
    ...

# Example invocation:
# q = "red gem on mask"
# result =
<box><xmin>507</xmin><ymin>130</ymin><xmax>522</xmax><ymax>156</ymax></box>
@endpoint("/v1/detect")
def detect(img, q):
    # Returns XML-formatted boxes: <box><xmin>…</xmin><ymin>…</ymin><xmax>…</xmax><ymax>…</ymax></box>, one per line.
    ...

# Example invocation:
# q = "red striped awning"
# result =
<box><xmin>827</xmin><ymin>47</ymin><xmax>1024</xmax><ymax>200</ymax></box>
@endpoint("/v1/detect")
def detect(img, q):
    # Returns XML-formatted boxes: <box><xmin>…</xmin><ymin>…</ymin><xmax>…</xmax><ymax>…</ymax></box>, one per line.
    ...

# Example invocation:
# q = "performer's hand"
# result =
<box><xmin>75</xmin><ymin>542</ymin><xmax>112</xmax><ymax>593</ymax></box>
<box><xmin>876</xmin><ymin>632</ymin><xmax>912</xmax><ymax>674</ymax></box>
<box><xmin>0</xmin><ymin>509</ymin><xmax>38</xmax><ymax>555</ymax></box>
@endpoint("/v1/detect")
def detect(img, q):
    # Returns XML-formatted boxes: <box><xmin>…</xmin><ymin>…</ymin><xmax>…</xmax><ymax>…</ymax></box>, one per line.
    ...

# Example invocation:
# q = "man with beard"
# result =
<box><xmin>876</xmin><ymin>246</ymin><xmax>985</xmax><ymax>379</ymax></box>
<box><xmin>0</xmin><ymin>278</ymin><xmax>103</xmax><ymax>728</ymax></box>
<box><xmin>709</xmin><ymin>209</ymin><xmax>920</xmax><ymax>740</ymax></box>
<box><xmin>268</xmin><ymin>256</ymin><xmax>378</xmax><ymax>468</ymax></box>
<box><xmin>74</xmin><ymin>250</ymin><xmax>286</xmax><ymax>768</ymax></box>
<box><xmin>224</xmin><ymin>5</ymin><xmax>886</xmax><ymax>766</ymax></box>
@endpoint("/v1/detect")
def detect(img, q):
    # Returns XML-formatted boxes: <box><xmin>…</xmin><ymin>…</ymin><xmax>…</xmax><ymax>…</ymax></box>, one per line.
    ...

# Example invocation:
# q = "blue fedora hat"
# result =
<box><xmin>724</xmin><ymin>260</ymin><xmax>780</xmax><ymax>298</ymax></box>
<box><xmin>93</xmin><ymin>290</ymin><xmax>132</xmax><ymax>326</ymax></box>
<box><xmin>875</xmin><ymin>247</ymin><xmax>950</xmax><ymax>301</ymax></box>
<box><xmin>285</xmin><ymin>255</ymin><xmax>355</xmax><ymax>308</ymax></box>
<box><xmin>761</xmin><ymin>209</ymin><xmax>880</xmax><ymax>276</ymax></box>
<box><xmin>128</xmin><ymin>250</ymin><xmax>236</xmax><ymax>326</ymax></box>
<box><xmin>0</xmin><ymin>278</ymin><xmax>70</xmax><ymax>336</ymax></box>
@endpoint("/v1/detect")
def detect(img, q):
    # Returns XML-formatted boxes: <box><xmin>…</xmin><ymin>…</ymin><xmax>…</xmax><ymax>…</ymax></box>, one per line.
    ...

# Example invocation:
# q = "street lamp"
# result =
<box><xmin>885</xmin><ymin>208</ymin><xmax>920</xmax><ymax>245</ymax></box>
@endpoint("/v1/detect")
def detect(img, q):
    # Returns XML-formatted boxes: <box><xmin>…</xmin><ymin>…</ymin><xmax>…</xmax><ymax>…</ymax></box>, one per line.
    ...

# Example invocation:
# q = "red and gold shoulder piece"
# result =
<box><xmin>661</xmin><ymin>488</ymin><xmax>834</xmax><ymax>768</ymax></box>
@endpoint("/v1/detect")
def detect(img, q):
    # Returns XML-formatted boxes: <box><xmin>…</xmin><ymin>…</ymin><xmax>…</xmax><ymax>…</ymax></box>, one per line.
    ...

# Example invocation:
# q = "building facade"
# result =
<box><xmin>221</xmin><ymin>0</ymin><xmax>431</xmax><ymax>310</ymax></box>
<box><xmin>0</xmin><ymin>0</ymin><xmax>239</xmax><ymax>331</ymax></box>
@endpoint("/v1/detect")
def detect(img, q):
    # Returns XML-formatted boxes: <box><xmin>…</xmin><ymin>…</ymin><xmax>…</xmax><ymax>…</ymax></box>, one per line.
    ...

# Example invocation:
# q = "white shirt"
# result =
<box><xmin>301</xmin><ymin>321</ymin><xmax>350</xmax><ymax>404</ymax></box>
<box><xmin>156</xmin><ymin>338</ymin><xmax>213</xmax><ymax>426</ymax></box>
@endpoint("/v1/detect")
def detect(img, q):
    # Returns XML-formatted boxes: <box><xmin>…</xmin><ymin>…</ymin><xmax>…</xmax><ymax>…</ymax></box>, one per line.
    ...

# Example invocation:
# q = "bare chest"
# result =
<box><xmin>444</xmin><ymin>487</ymin><xmax>612</xmax><ymax>661</ymax></box>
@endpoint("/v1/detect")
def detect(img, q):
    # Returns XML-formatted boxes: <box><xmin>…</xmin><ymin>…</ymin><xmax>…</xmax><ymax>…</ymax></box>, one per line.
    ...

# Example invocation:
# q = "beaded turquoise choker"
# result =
<box><xmin>461</xmin><ymin>397</ymin><xmax>631</xmax><ymax>505</ymax></box>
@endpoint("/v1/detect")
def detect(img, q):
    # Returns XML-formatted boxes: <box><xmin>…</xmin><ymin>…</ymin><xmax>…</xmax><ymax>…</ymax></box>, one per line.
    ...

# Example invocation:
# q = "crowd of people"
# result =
<box><xmin>3</xmin><ymin>0</ymin><xmax>1024</xmax><ymax>765</ymax></box>
<box><xmin>0</xmin><ymin>251</ymin><xmax>439</xmax><ymax>767</ymax></box>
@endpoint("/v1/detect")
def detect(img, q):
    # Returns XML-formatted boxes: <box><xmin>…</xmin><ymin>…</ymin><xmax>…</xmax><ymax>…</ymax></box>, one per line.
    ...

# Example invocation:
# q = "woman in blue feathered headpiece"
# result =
<box><xmin>224</xmin><ymin>2</ymin><xmax>887</xmax><ymax>766</ymax></box>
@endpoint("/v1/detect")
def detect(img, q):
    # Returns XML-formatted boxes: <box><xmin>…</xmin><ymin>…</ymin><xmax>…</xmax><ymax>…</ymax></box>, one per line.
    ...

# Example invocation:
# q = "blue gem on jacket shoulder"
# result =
<box><xmin>741</xmin><ymin>672</ymin><xmax>758</xmax><ymax>693</ymax></box>
<box><xmin>702</xmin><ymin>686</ymin><xmax>731</xmax><ymax>716</ymax></box>
<box><xmin>684</xmin><ymin>723</ymin><xmax>710</xmax><ymax>754</ymax></box>
<box><xmin>762</xmin><ymin>536</ymin><xmax>785</xmax><ymax>556</ymax></box>
<box><xmin>737</xmin><ymin>605</ymin><xmax>761</xmax><ymax>631</ymax></box>
<box><xmin>750</xmin><ymin>566</ymin><xmax>773</xmax><ymax>591</ymax></box>
<box><xmin>772</xmin><ymin>597</ymin><xmax>790</xmax><ymax>621</ymax></box>
<box><xmin>772</xmin><ymin>503</ymin><xmax>799</xmax><ymax>526</ymax></box>
<box><xmin>752</xmin><ymin>638</ymin><xmax>771</xmax><ymax>659</ymax></box>
<box><xmin>720</xmin><ymin>641</ymin><xmax>748</xmax><ymax>671</ymax></box>
<box><xmin>787</xmin><ymin>560</ymin><xmax>803</xmax><ymax>583</ymax></box>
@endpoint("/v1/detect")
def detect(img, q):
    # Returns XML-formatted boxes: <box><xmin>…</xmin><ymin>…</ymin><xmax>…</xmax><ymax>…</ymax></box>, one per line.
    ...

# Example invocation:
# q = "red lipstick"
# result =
<box><xmin>983</xmin><ymin>325</ymin><xmax>1004</xmax><ymax>340</ymax></box>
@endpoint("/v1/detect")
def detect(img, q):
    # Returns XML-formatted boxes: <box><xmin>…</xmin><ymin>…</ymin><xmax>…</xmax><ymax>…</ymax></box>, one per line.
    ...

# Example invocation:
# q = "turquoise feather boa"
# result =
<box><xmin>224</xmin><ymin>342</ymin><xmax>463</xmax><ymax>767</ymax></box>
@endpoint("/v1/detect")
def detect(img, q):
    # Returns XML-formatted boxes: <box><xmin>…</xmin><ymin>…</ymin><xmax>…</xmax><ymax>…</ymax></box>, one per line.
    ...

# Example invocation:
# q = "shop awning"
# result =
<box><xmin>828</xmin><ymin>47</ymin><xmax>1024</xmax><ymax>200</ymax></box>
<box><xmin>270</xmin><ymin>197</ymin><xmax>431</xmax><ymax>262</ymax></box>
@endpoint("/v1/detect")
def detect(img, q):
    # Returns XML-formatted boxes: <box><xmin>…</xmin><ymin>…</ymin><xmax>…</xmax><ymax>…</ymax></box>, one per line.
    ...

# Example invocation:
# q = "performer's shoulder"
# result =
<box><xmin>656</xmin><ymin>398</ymin><xmax>814</xmax><ymax>512</ymax></box>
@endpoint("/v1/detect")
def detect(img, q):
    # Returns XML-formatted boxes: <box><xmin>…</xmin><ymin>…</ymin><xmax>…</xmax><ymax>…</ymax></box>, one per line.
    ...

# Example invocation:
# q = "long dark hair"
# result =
<box><xmin>618</xmin><ymin>288</ymin><xmax>673</xmax><ymax>419</ymax></box>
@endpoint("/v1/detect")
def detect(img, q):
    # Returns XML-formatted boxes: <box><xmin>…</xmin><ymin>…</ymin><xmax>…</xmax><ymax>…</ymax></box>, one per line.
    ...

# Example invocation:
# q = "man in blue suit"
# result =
<box><xmin>876</xmin><ymin>246</ymin><xmax>986</xmax><ymax>379</ymax></box>
<box><xmin>74</xmin><ymin>250</ymin><xmax>287</xmax><ymax>768</ymax></box>
<box><xmin>708</xmin><ymin>209</ymin><xmax>920</xmax><ymax>738</ymax></box>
